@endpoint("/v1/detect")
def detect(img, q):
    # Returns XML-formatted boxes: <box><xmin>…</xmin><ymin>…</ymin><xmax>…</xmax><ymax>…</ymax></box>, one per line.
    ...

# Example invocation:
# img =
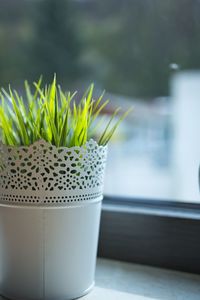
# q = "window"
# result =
<box><xmin>0</xmin><ymin>0</ymin><xmax>199</xmax><ymax>202</ymax></box>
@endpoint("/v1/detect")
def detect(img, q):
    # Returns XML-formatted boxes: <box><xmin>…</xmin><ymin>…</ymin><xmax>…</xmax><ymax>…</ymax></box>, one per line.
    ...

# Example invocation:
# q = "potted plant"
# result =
<box><xmin>0</xmin><ymin>76</ymin><xmax>130</xmax><ymax>300</ymax></box>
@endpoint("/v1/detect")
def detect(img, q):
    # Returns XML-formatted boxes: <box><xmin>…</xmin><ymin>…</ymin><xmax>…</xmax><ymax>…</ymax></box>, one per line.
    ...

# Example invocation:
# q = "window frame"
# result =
<box><xmin>98</xmin><ymin>195</ymin><xmax>200</xmax><ymax>274</ymax></box>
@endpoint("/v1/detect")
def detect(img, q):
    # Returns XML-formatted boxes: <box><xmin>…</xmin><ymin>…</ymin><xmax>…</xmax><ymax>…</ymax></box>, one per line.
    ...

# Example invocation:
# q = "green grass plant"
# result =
<box><xmin>0</xmin><ymin>75</ymin><xmax>132</xmax><ymax>147</ymax></box>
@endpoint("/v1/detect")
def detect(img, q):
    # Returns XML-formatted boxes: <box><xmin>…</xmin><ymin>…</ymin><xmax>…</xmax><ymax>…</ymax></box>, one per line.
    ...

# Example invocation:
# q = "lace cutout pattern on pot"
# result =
<box><xmin>0</xmin><ymin>140</ymin><xmax>107</xmax><ymax>206</ymax></box>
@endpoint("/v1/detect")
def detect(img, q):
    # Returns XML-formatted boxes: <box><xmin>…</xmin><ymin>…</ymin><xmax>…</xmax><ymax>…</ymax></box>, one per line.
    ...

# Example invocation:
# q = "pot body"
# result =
<box><xmin>0</xmin><ymin>201</ymin><xmax>102</xmax><ymax>300</ymax></box>
<box><xmin>0</xmin><ymin>139</ymin><xmax>107</xmax><ymax>300</ymax></box>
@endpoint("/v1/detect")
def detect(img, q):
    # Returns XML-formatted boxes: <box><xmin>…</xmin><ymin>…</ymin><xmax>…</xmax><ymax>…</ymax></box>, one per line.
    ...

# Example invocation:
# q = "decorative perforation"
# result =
<box><xmin>0</xmin><ymin>140</ymin><xmax>107</xmax><ymax>206</ymax></box>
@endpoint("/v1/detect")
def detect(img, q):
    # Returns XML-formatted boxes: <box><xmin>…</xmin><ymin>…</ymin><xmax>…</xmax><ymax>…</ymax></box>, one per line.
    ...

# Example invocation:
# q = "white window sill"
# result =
<box><xmin>83</xmin><ymin>286</ymin><xmax>150</xmax><ymax>299</ymax></box>
<box><xmin>89</xmin><ymin>258</ymin><xmax>200</xmax><ymax>300</ymax></box>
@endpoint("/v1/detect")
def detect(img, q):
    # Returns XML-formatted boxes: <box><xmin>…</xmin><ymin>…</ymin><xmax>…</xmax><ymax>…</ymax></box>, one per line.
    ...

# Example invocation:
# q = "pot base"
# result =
<box><xmin>0</xmin><ymin>281</ymin><xmax>95</xmax><ymax>300</ymax></box>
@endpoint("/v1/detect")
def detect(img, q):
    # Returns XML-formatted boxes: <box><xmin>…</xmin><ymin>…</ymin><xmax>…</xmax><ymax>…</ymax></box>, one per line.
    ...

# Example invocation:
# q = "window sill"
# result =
<box><xmin>93</xmin><ymin>258</ymin><xmax>200</xmax><ymax>300</ymax></box>
<box><xmin>82</xmin><ymin>286</ymin><xmax>150</xmax><ymax>299</ymax></box>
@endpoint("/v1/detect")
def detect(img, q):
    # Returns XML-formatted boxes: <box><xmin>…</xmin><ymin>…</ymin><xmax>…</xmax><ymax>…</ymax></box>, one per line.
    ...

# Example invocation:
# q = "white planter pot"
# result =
<box><xmin>0</xmin><ymin>140</ymin><xmax>107</xmax><ymax>300</ymax></box>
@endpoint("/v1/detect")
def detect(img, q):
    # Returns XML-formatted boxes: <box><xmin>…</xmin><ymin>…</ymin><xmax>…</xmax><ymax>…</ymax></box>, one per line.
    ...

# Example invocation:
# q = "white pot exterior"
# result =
<box><xmin>0</xmin><ymin>140</ymin><xmax>107</xmax><ymax>300</ymax></box>
<box><xmin>0</xmin><ymin>201</ymin><xmax>101</xmax><ymax>300</ymax></box>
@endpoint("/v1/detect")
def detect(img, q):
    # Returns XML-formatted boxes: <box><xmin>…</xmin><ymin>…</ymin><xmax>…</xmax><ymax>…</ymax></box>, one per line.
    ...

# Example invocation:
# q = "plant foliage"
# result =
<box><xmin>0</xmin><ymin>75</ymin><xmax>132</xmax><ymax>147</ymax></box>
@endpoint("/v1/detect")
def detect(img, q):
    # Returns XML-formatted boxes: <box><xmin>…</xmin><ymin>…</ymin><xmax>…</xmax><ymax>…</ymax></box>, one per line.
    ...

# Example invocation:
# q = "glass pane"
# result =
<box><xmin>0</xmin><ymin>0</ymin><xmax>199</xmax><ymax>202</ymax></box>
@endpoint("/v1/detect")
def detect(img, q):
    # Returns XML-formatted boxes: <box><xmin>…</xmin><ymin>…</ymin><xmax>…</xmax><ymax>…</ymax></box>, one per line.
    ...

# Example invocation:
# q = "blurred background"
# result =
<box><xmin>0</xmin><ymin>0</ymin><xmax>200</xmax><ymax>202</ymax></box>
